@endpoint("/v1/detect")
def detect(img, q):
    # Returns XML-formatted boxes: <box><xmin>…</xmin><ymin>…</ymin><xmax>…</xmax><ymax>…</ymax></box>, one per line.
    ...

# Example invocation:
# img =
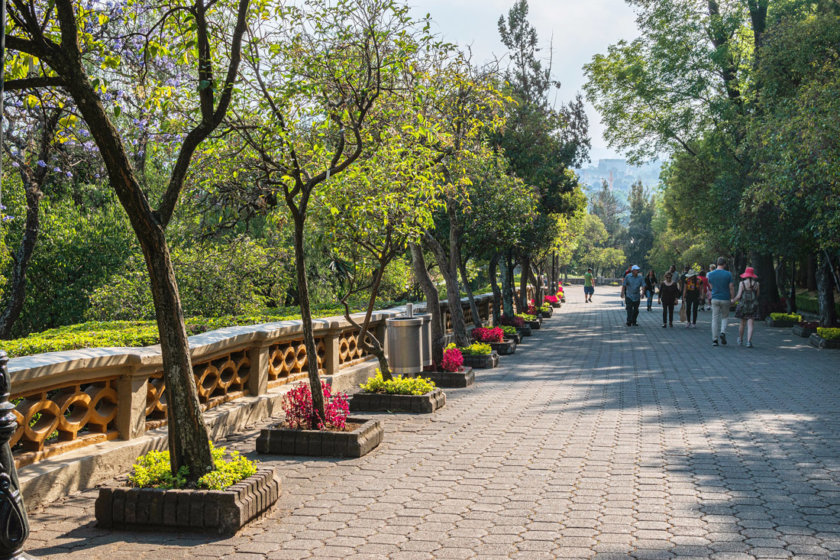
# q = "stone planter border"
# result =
<box><xmin>791</xmin><ymin>325</ymin><xmax>816</xmax><ymax>338</ymax></box>
<box><xmin>809</xmin><ymin>334</ymin><xmax>840</xmax><ymax>349</ymax></box>
<box><xmin>255</xmin><ymin>416</ymin><xmax>383</xmax><ymax>458</ymax></box>
<box><xmin>538</xmin><ymin>309</ymin><xmax>552</xmax><ymax>319</ymax></box>
<box><xmin>489</xmin><ymin>339</ymin><xmax>516</xmax><ymax>355</ymax></box>
<box><xmin>766</xmin><ymin>318</ymin><xmax>799</xmax><ymax>328</ymax></box>
<box><xmin>462</xmin><ymin>352</ymin><xmax>499</xmax><ymax>369</ymax></box>
<box><xmin>350</xmin><ymin>388</ymin><xmax>446</xmax><ymax>414</ymax></box>
<box><xmin>419</xmin><ymin>368</ymin><xmax>474</xmax><ymax>388</ymax></box>
<box><xmin>517</xmin><ymin>326</ymin><xmax>532</xmax><ymax>337</ymax></box>
<box><xmin>526</xmin><ymin>319</ymin><xmax>541</xmax><ymax>330</ymax></box>
<box><xmin>549</xmin><ymin>302</ymin><xmax>561</xmax><ymax>309</ymax></box>
<box><xmin>95</xmin><ymin>467</ymin><xmax>280</xmax><ymax>535</ymax></box>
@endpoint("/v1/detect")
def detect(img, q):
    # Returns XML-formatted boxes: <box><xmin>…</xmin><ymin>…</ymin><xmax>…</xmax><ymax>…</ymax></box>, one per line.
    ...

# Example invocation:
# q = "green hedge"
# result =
<box><xmin>794</xmin><ymin>292</ymin><xmax>840</xmax><ymax>316</ymax></box>
<box><xmin>817</xmin><ymin>327</ymin><xmax>840</xmax><ymax>341</ymax></box>
<box><xmin>2</xmin><ymin>306</ymin><xmax>355</xmax><ymax>358</ymax></box>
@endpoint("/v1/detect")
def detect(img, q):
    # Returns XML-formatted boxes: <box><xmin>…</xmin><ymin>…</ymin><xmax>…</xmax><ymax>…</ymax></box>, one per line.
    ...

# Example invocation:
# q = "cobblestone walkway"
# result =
<box><xmin>27</xmin><ymin>286</ymin><xmax>840</xmax><ymax>559</ymax></box>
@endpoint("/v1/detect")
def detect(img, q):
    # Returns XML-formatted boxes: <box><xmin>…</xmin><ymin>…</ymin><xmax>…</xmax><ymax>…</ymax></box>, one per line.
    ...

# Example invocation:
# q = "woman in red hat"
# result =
<box><xmin>734</xmin><ymin>267</ymin><xmax>760</xmax><ymax>347</ymax></box>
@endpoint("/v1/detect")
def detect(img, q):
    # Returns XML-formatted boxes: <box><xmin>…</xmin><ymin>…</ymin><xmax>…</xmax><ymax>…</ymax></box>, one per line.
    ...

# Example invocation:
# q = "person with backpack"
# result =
<box><xmin>682</xmin><ymin>270</ymin><xmax>702</xmax><ymax>328</ymax></box>
<box><xmin>734</xmin><ymin>267</ymin><xmax>760</xmax><ymax>347</ymax></box>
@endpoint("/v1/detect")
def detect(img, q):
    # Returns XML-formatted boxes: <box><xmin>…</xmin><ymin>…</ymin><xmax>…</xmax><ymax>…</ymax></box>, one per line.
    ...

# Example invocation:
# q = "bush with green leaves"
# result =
<box><xmin>770</xmin><ymin>313</ymin><xmax>802</xmax><ymax>322</ymax></box>
<box><xmin>87</xmin><ymin>236</ymin><xmax>290</xmax><ymax>321</ymax></box>
<box><xmin>4</xmin><ymin>306</ymin><xmax>354</xmax><ymax>358</ymax></box>
<box><xmin>516</xmin><ymin>313</ymin><xmax>537</xmax><ymax>322</ymax></box>
<box><xmin>501</xmin><ymin>325</ymin><xmax>517</xmax><ymax>336</ymax></box>
<box><xmin>461</xmin><ymin>342</ymin><xmax>492</xmax><ymax>356</ymax></box>
<box><xmin>128</xmin><ymin>442</ymin><xmax>258</xmax><ymax>490</ymax></box>
<box><xmin>817</xmin><ymin>327</ymin><xmax>840</xmax><ymax>341</ymax></box>
<box><xmin>360</xmin><ymin>370</ymin><xmax>436</xmax><ymax>395</ymax></box>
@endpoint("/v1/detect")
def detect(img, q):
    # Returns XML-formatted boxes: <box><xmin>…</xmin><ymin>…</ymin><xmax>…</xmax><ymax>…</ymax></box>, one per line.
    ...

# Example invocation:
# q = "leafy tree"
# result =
<box><xmin>624</xmin><ymin>181</ymin><xmax>655</xmax><ymax>269</ymax></box>
<box><xmin>229</xmin><ymin>0</ymin><xmax>426</xmax><ymax>419</ymax></box>
<box><xmin>6</xmin><ymin>0</ymin><xmax>253</xmax><ymax>481</ymax></box>
<box><xmin>589</xmin><ymin>180</ymin><xmax>627</xmax><ymax>249</ymax></box>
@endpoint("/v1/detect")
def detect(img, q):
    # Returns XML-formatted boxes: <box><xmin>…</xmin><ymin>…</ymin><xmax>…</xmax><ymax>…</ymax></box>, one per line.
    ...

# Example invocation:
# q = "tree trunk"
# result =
<box><xmin>528</xmin><ymin>264</ymin><xmax>542</xmax><ymax>306</ymax></box>
<box><xmin>458</xmin><ymin>257</ymin><xmax>482</xmax><ymax>328</ymax></box>
<box><xmin>816</xmin><ymin>253</ymin><xmax>837</xmax><ymax>327</ymax></box>
<box><xmin>502</xmin><ymin>251</ymin><xmax>514</xmax><ymax>316</ymax></box>
<box><xmin>423</xmin><ymin>234</ymin><xmax>469</xmax><ymax>346</ymax></box>
<box><xmin>0</xmin><ymin>181</ymin><xmax>42</xmax><ymax>339</ymax></box>
<box><xmin>292</xmin><ymin>219</ymin><xmax>327</xmax><ymax>421</ymax></box>
<box><xmin>788</xmin><ymin>259</ymin><xmax>797</xmax><ymax>314</ymax></box>
<box><xmin>348</xmin><ymin>263</ymin><xmax>392</xmax><ymax>381</ymax></box>
<box><xmin>143</xmin><ymin>230</ymin><xmax>213</xmax><ymax>483</ymax></box>
<box><xmin>489</xmin><ymin>253</ymin><xmax>502</xmax><ymax>326</ymax></box>
<box><xmin>752</xmin><ymin>252</ymin><xmax>779</xmax><ymax>318</ymax></box>
<box><xmin>410</xmin><ymin>243</ymin><xmax>444</xmax><ymax>367</ymax></box>
<box><xmin>519</xmin><ymin>254</ymin><xmax>530</xmax><ymax>312</ymax></box>
<box><xmin>807</xmin><ymin>253</ymin><xmax>817</xmax><ymax>291</ymax></box>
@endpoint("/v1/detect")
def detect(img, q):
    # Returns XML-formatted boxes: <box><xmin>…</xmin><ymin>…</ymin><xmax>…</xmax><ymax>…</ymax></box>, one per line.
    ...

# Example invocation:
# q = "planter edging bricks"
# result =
<box><xmin>95</xmin><ymin>467</ymin><xmax>280</xmax><ymax>535</ymax></box>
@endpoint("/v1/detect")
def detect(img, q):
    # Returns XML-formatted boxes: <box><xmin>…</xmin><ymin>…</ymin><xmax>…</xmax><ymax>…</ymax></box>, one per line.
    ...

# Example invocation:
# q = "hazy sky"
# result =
<box><xmin>406</xmin><ymin>0</ymin><xmax>640</xmax><ymax>164</ymax></box>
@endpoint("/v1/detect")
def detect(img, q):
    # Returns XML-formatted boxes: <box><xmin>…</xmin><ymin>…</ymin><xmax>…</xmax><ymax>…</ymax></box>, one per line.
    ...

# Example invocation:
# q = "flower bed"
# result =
<box><xmin>767</xmin><ymin>313</ymin><xmax>802</xmax><ymax>328</ymax></box>
<box><xmin>471</xmin><ymin>327</ymin><xmax>504</xmax><ymax>343</ymax></box>
<box><xmin>350</xmin><ymin>371</ymin><xmax>446</xmax><ymax>413</ymax></box>
<box><xmin>419</xmin><ymin>368</ymin><xmax>475</xmax><ymax>388</ymax></box>
<box><xmin>544</xmin><ymin>295</ymin><xmax>560</xmax><ymax>308</ymax></box>
<box><xmin>96</xmin><ymin>445</ymin><xmax>279</xmax><ymax>534</ymax></box>
<box><xmin>809</xmin><ymin>327</ymin><xmax>840</xmax><ymax>349</ymax></box>
<box><xmin>459</xmin><ymin>343</ymin><xmax>499</xmax><ymax>369</ymax></box>
<box><xmin>792</xmin><ymin>321</ymin><xmax>819</xmax><ymax>338</ymax></box>
<box><xmin>501</xmin><ymin>325</ymin><xmax>521</xmax><ymax>344</ymax></box>
<box><xmin>256</xmin><ymin>417</ymin><xmax>383</xmax><ymax>457</ymax></box>
<box><xmin>489</xmin><ymin>339</ymin><xmax>516</xmax><ymax>355</ymax></box>
<box><xmin>255</xmin><ymin>381</ymin><xmax>382</xmax><ymax>457</ymax></box>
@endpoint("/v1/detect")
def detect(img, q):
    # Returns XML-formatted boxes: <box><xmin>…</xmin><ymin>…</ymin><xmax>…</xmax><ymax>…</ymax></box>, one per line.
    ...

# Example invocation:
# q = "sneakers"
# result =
<box><xmin>737</xmin><ymin>337</ymin><xmax>742</xmax><ymax>346</ymax></box>
<box><xmin>686</xmin><ymin>323</ymin><xmax>691</xmax><ymax>328</ymax></box>
<box><xmin>713</xmin><ymin>339</ymin><xmax>719</xmax><ymax>346</ymax></box>
<box><xmin>662</xmin><ymin>324</ymin><xmax>667</xmax><ymax>328</ymax></box>
<box><xmin>746</xmin><ymin>341</ymin><xmax>753</xmax><ymax>348</ymax></box>
<box><xmin>719</xmin><ymin>333</ymin><xmax>727</xmax><ymax>345</ymax></box>
<box><xmin>669</xmin><ymin>323</ymin><xmax>674</xmax><ymax>328</ymax></box>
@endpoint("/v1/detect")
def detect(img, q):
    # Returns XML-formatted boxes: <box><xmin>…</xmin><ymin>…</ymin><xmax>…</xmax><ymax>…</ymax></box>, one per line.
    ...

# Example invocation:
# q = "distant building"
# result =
<box><xmin>575</xmin><ymin>159</ymin><xmax>663</xmax><ymax>202</ymax></box>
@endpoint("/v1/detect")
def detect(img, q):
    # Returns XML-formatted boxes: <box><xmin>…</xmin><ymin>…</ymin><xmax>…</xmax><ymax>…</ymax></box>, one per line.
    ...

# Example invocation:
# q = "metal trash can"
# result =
<box><xmin>386</xmin><ymin>305</ymin><xmax>424</xmax><ymax>375</ymax></box>
<box><xmin>415</xmin><ymin>313</ymin><xmax>432</xmax><ymax>367</ymax></box>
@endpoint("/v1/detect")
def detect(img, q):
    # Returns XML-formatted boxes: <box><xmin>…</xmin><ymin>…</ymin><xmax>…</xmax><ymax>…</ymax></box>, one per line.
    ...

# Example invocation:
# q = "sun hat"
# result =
<box><xmin>631</xmin><ymin>265</ymin><xmax>641</xmax><ymax>271</ymax></box>
<box><xmin>685</xmin><ymin>269</ymin><xmax>698</xmax><ymax>278</ymax></box>
<box><xmin>741</xmin><ymin>266</ymin><xmax>758</xmax><ymax>279</ymax></box>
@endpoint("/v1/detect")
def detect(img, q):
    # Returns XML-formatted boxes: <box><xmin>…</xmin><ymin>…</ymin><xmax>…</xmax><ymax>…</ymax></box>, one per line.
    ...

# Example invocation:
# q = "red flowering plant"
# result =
<box><xmin>500</xmin><ymin>314</ymin><xmax>525</xmax><ymax>328</ymax></box>
<box><xmin>472</xmin><ymin>327</ymin><xmax>504</xmax><ymax>343</ymax></box>
<box><xmin>544</xmin><ymin>295</ymin><xmax>559</xmax><ymax>304</ymax></box>
<box><xmin>281</xmin><ymin>382</ymin><xmax>349</xmax><ymax>431</ymax></box>
<box><xmin>440</xmin><ymin>344</ymin><xmax>464</xmax><ymax>372</ymax></box>
<box><xmin>527</xmin><ymin>304</ymin><xmax>537</xmax><ymax>315</ymax></box>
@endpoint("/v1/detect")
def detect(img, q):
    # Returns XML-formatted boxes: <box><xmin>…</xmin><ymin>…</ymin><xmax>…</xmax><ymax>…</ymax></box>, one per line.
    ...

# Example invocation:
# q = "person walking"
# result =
<box><xmin>583</xmin><ymin>268</ymin><xmax>595</xmax><ymax>303</ymax></box>
<box><xmin>658</xmin><ymin>271</ymin><xmax>680</xmax><ymax>327</ymax></box>
<box><xmin>699</xmin><ymin>269</ymin><xmax>711</xmax><ymax>311</ymax></box>
<box><xmin>644</xmin><ymin>269</ymin><xmax>657</xmax><ymax>312</ymax></box>
<box><xmin>682</xmin><ymin>269</ymin><xmax>701</xmax><ymax>328</ymax></box>
<box><xmin>621</xmin><ymin>265</ymin><xmax>645</xmax><ymax>326</ymax></box>
<box><xmin>734</xmin><ymin>267</ymin><xmax>760</xmax><ymax>347</ymax></box>
<box><xmin>708</xmin><ymin>257</ymin><xmax>735</xmax><ymax>346</ymax></box>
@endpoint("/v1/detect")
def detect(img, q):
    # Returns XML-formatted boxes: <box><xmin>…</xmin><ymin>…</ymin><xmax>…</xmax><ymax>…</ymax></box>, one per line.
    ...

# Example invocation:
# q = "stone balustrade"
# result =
<box><xmin>8</xmin><ymin>294</ymin><xmax>496</xmax><ymax>469</ymax></box>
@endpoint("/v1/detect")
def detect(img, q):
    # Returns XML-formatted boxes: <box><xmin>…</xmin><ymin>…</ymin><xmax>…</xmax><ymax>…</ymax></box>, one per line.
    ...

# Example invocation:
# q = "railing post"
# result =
<box><xmin>322</xmin><ymin>329</ymin><xmax>340</xmax><ymax>376</ymax></box>
<box><xmin>246</xmin><ymin>345</ymin><xmax>269</xmax><ymax>396</ymax></box>
<box><xmin>116</xmin><ymin>373</ymin><xmax>147</xmax><ymax>440</ymax></box>
<box><xmin>0</xmin><ymin>351</ymin><xmax>33</xmax><ymax>560</ymax></box>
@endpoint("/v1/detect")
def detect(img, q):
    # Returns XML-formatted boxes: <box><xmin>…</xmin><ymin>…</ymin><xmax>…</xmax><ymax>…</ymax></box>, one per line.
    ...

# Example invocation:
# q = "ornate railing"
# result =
<box><xmin>6</xmin><ymin>294</ymin><xmax>494</xmax><ymax>467</ymax></box>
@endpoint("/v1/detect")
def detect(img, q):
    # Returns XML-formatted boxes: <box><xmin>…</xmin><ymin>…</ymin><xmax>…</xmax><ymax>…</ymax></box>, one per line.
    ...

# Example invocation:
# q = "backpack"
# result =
<box><xmin>741</xmin><ymin>281</ymin><xmax>757</xmax><ymax>314</ymax></box>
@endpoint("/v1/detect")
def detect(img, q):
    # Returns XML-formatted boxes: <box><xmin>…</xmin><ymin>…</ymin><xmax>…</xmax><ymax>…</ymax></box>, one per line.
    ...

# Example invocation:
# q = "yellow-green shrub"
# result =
<box><xmin>128</xmin><ymin>443</ymin><xmax>257</xmax><ymax>490</ymax></box>
<box><xmin>360</xmin><ymin>370</ymin><xmax>436</xmax><ymax>395</ymax></box>
<box><xmin>817</xmin><ymin>327</ymin><xmax>840</xmax><ymax>341</ymax></box>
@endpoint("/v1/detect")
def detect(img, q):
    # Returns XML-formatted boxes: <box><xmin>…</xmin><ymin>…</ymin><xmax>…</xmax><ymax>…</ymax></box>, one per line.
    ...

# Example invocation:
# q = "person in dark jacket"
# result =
<box><xmin>644</xmin><ymin>270</ymin><xmax>657</xmax><ymax>312</ymax></box>
<box><xmin>658</xmin><ymin>272</ymin><xmax>680</xmax><ymax>327</ymax></box>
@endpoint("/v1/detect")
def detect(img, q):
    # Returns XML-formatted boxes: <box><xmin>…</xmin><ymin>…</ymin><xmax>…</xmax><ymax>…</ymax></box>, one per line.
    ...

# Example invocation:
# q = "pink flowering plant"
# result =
<box><xmin>544</xmin><ymin>295</ymin><xmax>558</xmax><ymax>304</ymax></box>
<box><xmin>440</xmin><ymin>344</ymin><xmax>464</xmax><ymax>372</ymax></box>
<box><xmin>281</xmin><ymin>382</ymin><xmax>349</xmax><ymax>431</ymax></box>
<box><xmin>472</xmin><ymin>327</ymin><xmax>504</xmax><ymax>343</ymax></box>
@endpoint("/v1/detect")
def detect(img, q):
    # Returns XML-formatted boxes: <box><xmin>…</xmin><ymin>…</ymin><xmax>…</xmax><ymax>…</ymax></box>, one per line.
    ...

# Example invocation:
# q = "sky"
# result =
<box><xmin>406</xmin><ymin>0</ymin><xmax>641</xmax><ymax>165</ymax></box>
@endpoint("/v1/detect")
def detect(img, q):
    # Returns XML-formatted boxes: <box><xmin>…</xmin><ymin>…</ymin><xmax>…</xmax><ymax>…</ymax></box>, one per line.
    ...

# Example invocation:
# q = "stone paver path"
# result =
<box><xmin>27</xmin><ymin>286</ymin><xmax>840</xmax><ymax>559</ymax></box>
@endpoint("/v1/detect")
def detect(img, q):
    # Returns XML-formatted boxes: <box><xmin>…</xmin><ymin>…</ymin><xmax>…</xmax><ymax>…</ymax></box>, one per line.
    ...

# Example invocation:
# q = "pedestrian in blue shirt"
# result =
<box><xmin>707</xmin><ymin>257</ymin><xmax>735</xmax><ymax>346</ymax></box>
<box><xmin>621</xmin><ymin>265</ymin><xmax>645</xmax><ymax>326</ymax></box>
